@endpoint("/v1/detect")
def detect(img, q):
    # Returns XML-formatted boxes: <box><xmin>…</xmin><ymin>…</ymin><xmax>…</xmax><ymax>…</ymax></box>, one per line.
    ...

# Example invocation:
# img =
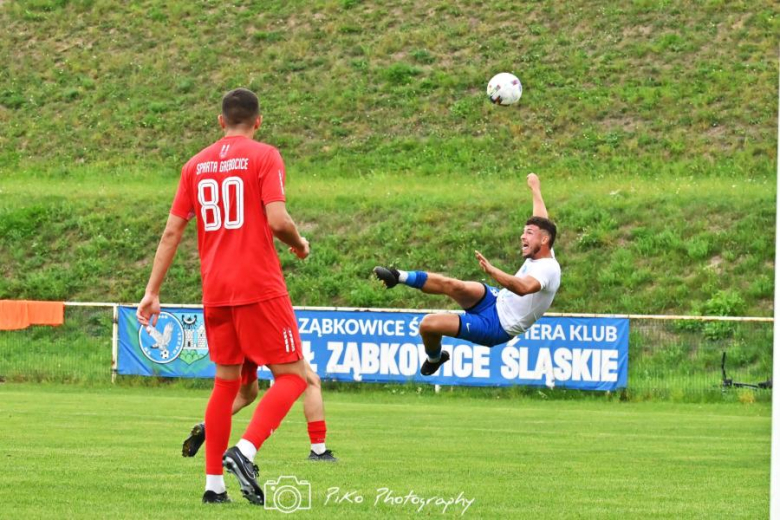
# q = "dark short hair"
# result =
<box><xmin>221</xmin><ymin>88</ymin><xmax>260</xmax><ymax>127</ymax></box>
<box><xmin>526</xmin><ymin>216</ymin><xmax>557</xmax><ymax>248</ymax></box>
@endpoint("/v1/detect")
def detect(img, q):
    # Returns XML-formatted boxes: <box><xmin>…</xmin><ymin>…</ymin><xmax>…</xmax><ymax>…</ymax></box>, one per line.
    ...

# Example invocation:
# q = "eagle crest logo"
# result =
<box><xmin>138</xmin><ymin>312</ymin><xmax>184</xmax><ymax>364</ymax></box>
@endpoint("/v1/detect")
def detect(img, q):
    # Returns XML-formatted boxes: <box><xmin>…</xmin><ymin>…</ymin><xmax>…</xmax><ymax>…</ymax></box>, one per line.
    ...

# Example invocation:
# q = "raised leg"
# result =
<box><xmin>374</xmin><ymin>266</ymin><xmax>485</xmax><ymax>309</ymax></box>
<box><xmin>419</xmin><ymin>273</ymin><xmax>485</xmax><ymax>310</ymax></box>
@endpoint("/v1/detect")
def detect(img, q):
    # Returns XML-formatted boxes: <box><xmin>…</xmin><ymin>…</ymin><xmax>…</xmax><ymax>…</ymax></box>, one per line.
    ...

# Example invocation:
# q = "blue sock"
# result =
<box><xmin>404</xmin><ymin>271</ymin><xmax>428</xmax><ymax>289</ymax></box>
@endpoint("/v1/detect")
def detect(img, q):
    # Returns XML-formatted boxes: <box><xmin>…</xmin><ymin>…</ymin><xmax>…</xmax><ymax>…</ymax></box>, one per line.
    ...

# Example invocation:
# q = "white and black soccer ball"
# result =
<box><xmin>487</xmin><ymin>72</ymin><xmax>523</xmax><ymax>106</ymax></box>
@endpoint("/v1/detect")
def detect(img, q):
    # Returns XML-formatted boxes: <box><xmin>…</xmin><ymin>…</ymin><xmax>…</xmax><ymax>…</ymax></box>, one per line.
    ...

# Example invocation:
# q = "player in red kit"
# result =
<box><xmin>137</xmin><ymin>88</ymin><xmax>310</xmax><ymax>506</ymax></box>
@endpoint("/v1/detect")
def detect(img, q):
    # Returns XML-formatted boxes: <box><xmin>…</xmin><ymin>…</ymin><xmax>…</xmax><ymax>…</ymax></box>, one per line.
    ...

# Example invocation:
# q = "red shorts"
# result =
<box><xmin>204</xmin><ymin>296</ymin><xmax>303</xmax><ymax>367</ymax></box>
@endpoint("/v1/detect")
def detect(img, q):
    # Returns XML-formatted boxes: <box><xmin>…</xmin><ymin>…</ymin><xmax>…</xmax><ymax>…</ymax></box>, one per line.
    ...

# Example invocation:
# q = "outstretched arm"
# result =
<box><xmin>527</xmin><ymin>173</ymin><xmax>548</xmax><ymax>219</ymax></box>
<box><xmin>137</xmin><ymin>214</ymin><xmax>189</xmax><ymax>327</ymax></box>
<box><xmin>475</xmin><ymin>250</ymin><xmax>542</xmax><ymax>296</ymax></box>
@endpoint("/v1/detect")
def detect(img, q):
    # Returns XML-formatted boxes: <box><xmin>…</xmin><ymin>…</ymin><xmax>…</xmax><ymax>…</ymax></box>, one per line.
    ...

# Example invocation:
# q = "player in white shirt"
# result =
<box><xmin>374</xmin><ymin>173</ymin><xmax>560</xmax><ymax>375</ymax></box>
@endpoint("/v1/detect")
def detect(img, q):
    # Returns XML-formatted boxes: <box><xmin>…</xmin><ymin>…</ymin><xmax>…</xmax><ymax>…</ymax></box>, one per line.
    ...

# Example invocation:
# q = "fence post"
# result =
<box><xmin>111</xmin><ymin>304</ymin><xmax>119</xmax><ymax>384</ymax></box>
<box><xmin>769</xmin><ymin>70</ymin><xmax>780</xmax><ymax>520</ymax></box>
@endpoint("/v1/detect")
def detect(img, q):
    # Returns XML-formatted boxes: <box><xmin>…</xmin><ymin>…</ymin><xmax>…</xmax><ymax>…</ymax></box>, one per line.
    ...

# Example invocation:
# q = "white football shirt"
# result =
<box><xmin>495</xmin><ymin>252</ymin><xmax>561</xmax><ymax>336</ymax></box>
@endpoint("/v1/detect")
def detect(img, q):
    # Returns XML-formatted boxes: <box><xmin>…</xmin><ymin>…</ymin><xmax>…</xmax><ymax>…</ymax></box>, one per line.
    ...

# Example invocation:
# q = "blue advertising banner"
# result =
<box><xmin>118</xmin><ymin>306</ymin><xmax>629</xmax><ymax>390</ymax></box>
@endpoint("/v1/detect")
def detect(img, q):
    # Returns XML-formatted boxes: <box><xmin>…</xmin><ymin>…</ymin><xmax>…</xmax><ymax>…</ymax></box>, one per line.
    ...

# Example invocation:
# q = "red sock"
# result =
<box><xmin>307</xmin><ymin>420</ymin><xmax>327</xmax><ymax>444</ymax></box>
<box><xmin>205</xmin><ymin>377</ymin><xmax>241</xmax><ymax>475</ymax></box>
<box><xmin>242</xmin><ymin>374</ymin><xmax>307</xmax><ymax>449</ymax></box>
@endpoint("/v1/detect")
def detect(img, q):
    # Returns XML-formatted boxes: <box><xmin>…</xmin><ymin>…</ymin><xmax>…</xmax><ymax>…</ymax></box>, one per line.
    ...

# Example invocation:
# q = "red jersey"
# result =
<box><xmin>170</xmin><ymin>135</ymin><xmax>289</xmax><ymax>306</ymax></box>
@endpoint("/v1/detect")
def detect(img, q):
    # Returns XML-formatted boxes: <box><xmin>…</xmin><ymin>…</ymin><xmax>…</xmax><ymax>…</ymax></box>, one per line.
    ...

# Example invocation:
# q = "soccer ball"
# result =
<box><xmin>487</xmin><ymin>73</ymin><xmax>522</xmax><ymax>106</ymax></box>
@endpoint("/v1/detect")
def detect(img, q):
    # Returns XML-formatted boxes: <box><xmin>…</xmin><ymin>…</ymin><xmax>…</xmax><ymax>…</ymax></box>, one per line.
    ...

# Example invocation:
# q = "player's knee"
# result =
<box><xmin>420</xmin><ymin>315</ymin><xmax>441</xmax><ymax>335</ymax></box>
<box><xmin>442</xmin><ymin>277</ymin><xmax>466</xmax><ymax>296</ymax></box>
<box><xmin>269</xmin><ymin>359</ymin><xmax>307</xmax><ymax>380</ymax></box>
<box><xmin>307</xmin><ymin>371</ymin><xmax>321</xmax><ymax>389</ymax></box>
<box><xmin>440</xmin><ymin>277</ymin><xmax>457</xmax><ymax>292</ymax></box>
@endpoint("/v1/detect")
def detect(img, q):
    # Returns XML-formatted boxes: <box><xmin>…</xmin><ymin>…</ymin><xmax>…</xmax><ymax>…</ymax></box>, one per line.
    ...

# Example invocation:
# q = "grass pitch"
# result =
<box><xmin>0</xmin><ymin>384</ymin><xmax>770</xmax><ymax>518</ymax></box>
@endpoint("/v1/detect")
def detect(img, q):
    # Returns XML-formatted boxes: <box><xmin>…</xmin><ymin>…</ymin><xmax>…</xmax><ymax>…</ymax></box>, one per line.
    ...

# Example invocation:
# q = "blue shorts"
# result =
<box><xmin>456</xmin><ymin>284</ymin><xmax>513</xmax><ymax>347</ymax></box>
